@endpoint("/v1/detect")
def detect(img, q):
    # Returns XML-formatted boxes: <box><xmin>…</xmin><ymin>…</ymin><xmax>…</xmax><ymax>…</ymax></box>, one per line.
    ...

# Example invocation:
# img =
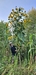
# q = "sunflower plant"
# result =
<box><xmin>8</xmin><ymin>7</ymin><xmax>32</xmax><ymax>63</ymax></box>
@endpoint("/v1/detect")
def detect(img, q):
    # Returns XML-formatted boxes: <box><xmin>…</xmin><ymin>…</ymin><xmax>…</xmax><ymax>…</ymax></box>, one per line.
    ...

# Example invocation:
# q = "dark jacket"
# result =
<box><xmin>10</xmin><ymin>45</ymin><xmax>16</xmax><ymax>55</ymax></box>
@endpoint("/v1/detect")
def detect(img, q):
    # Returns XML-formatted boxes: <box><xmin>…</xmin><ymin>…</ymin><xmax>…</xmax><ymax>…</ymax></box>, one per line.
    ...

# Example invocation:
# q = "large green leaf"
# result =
<box><xmin>17</xmin><ymin>32</ymin><xmax>24</xmax><ymax>43</ymax></box>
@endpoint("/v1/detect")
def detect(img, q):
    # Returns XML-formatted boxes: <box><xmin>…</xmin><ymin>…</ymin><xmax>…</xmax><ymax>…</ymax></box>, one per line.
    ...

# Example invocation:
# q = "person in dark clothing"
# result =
<box><xmin>10</xmin><ymin>45</ymin><xmax>16</xmax><ymax>55</ymax></box>
<box><xmin>9</xmin><ymin>42</ymin><xmax>17</xmax><ymax>63</ymax></box>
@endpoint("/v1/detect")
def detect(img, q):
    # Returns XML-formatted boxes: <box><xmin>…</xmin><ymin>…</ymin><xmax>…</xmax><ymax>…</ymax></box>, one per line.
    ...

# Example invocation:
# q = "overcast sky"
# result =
<box><xmin>0</xmin><ymin>0</ymin><xmax>36</xmax><ymax>22</ymax></box>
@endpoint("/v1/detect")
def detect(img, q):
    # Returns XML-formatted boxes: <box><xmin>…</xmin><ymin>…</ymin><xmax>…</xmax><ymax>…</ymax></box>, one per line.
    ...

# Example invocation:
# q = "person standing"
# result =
<box><xmin>9</xmin><ymin>42</ymin><xmax>17</xmax><ymax>63</ymax></box>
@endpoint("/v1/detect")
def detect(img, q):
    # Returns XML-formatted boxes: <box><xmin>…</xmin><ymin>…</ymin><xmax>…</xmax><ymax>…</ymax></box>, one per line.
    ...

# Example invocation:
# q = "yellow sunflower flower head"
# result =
<box><xmin>24</xmin><ymin>19</ymin><xmax>27</xmax><ymax>23</ymax></box>
<box><xmin>8</xmin><ymin>36</ymin><xmax>13</xmax><ymax>40</ymax></box>
<box><xmin>29</xmin><ymin>19</ymin><xmax>31</xmax><ymax>22</ymax></box>
<box><xmin>10</xmin><ymin>14</ymin><xmax>13</xmax><ymax>18</ymax></box>
<box><xmin>6</xmin><ymin>23</ymin><xmax>8</xmax><ymax>27</ymax></box>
